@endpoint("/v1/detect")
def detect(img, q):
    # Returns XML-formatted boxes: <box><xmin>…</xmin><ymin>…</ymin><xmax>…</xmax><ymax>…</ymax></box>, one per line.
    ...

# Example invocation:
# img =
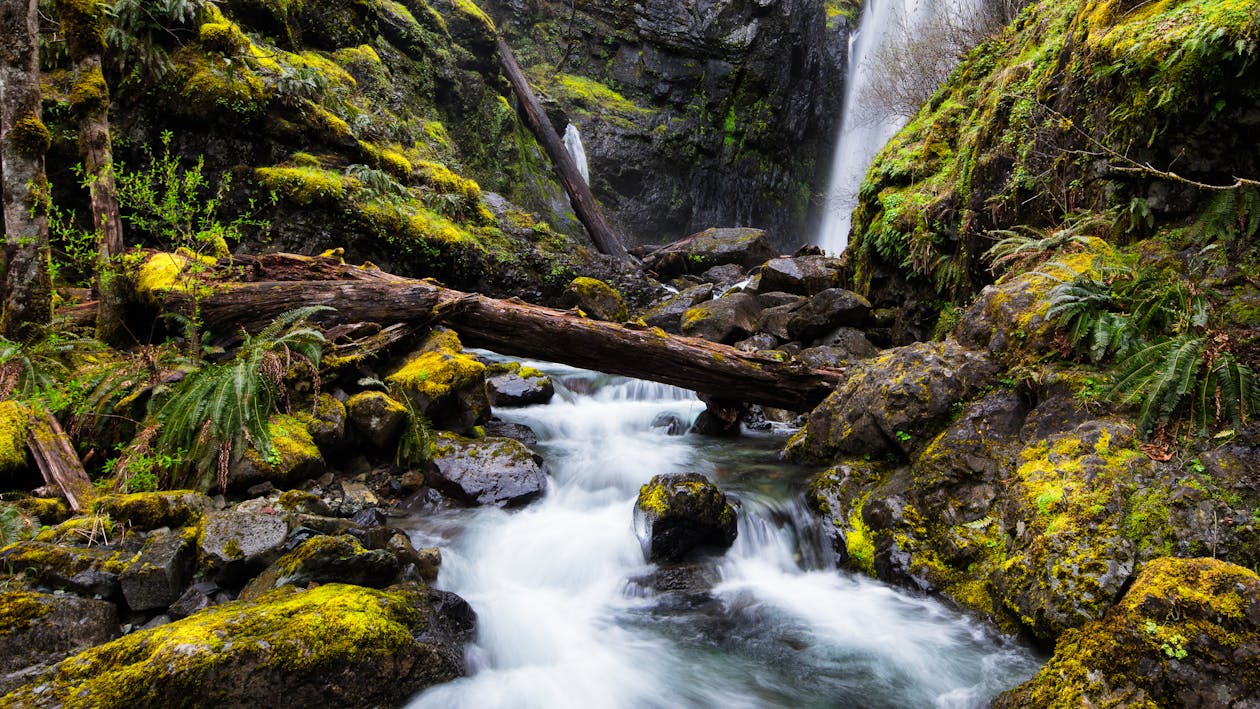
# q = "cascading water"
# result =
<box><xmin>563</xmin><ymin>123</ymin><xmax>591</xmax><ymax>185</ymax></box>
<box><xmin>814</xmin><ymin>0</ymin><xmax>980</xmax><ymax>255</ymax></box>
<box><xmin>402</xmin><ymin>360</ymin><xmax>1040</xmax><ymax>708</ymax></box>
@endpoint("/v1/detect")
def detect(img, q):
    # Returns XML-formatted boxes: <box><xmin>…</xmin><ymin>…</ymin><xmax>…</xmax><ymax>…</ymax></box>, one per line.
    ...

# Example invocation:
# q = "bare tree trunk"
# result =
<box><xmin>495</xmin><ymin>36</ymin><xmax>631</xmax><ymax>262</ymax></box>
<box><xmin>27</xmin><ymin>411</ymin><xmax>96</xmax><ymax>512</ymax></box>
<box><xmin>0</xmin><ymin>0</ymin><xmax>52</xmax><ymax>341</ymax></box>
<box><xmin>58</xmin><ymin>0</ymin><xmax>129</xmax><ymax>346</ymax></box>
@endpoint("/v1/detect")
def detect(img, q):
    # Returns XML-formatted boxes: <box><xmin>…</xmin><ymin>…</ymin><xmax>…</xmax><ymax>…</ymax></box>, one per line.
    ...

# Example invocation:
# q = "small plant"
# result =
<box><xmin>1143</xmin><ymin>620</ymin><xmax>1189</xmax><ymax>660</ymax></box>
<box><xmin>894</xmin><ymin>430</ymin><xmax>912</xmax><ymax>443</ymax></box>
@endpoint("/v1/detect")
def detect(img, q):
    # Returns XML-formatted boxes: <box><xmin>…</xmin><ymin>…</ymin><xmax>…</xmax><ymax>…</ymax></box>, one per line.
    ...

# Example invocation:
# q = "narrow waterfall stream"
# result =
<box><xmin>563</xmin><ymin>123</ymin><xmax>591</xmax><ymax>185</ymax></box>
<box><xmin>401</xmin><ymin>360</ymin><xmax>1040</xmax><ymax>708</ymax></box>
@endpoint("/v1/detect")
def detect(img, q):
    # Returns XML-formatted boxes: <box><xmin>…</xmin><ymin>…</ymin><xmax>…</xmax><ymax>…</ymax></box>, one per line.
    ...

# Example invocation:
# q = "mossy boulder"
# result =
<box><xmin>94</xmin><ymin>491</ymin><xmax>210</xmax><ymax>530</ymax></box>
<box><xmin>0</xmin><ymin>400</ymin><xmax>32</xmax><ymax>474</ymax></box>
<box><xmin>14</xmin><ymin>497</ymin><xmax>70</xmax><ymax>525</ymax></box>
<box><xmin>680</xmin><ymin>292</ymin><xmax>763</xmax><ymax>344</ymax></box>
<box><xmin>196</xmin><ymin>509</ymin><xmax>289</xmax><ymax>585</ymax></box>
<box><xmin>119</xmin><ymin>528</ymin><xmax>198</xmax><ymax>612</ymax></box>
<box><xmin>642</xmin><ymin>283</ymin><xmax>715</xmax><ymax>333</ymax></box>
<box><xmin>756</xmin><ymin>255</ymin><xmax>844</xmax><ymax>296</ymax></box>
<box><xmin>642</xmin><ymin>228</ymin><xmax>778</xmax><ymax>278</ymax></box>
<box><xmin>387</xmin><ymin>328</ymin><xmax>489</xmax><ymax>432</ymax></box>
<box><xmin>428</xmin><ymin>433</ymin><xmax>547</xmax><ymax>507</ymax></box>
<box><xmin>484</xmin><ymin>361</ymin><xmax>554</xmax><ymax>408</ymax></box>
<box><xmin>634</xmin><ymin>473</ymin><xmax>737</xmax><ymax>562</ymax></box>
<box><xmin>784</xmin><ymin>287</ymin><xmax>872</xmax><ymax>342</ymax></box>
<box><xmin>345</xmin><ymin>390</ymin><xmax>409</xmax><ymax>449</ymax></box>
<box><xmin>995</xmin><ymin>557</ymin><xmax>1260</xmax><ymax>708</ymax></box>
<box><xmin>559</xmin><ymin>277</ymin><xmax>629</xmax><ymax>321</ymax></box>
<box><xmin>230</xmin><ymin>414</ymin><xmax>326</xmax><ymax>491</ymax></box>
<box><xmin>239</xmin><ymin>534</ymin><xmax>401</xmax><ymax>601</ymax></box>
<box><xmin>785</xmin><ymin>340</ymin><xmax>1000</xmax><ymax>464</ymax></box>
<box><xmin>0</xmin><ymin>583</ymin><xmax>475</xmax><ymax>708</ymax></box>
<box><xmin>0</xmin><ymin>592</ymin><xmax>119</xmax><ymax>696</ymax></box>
<box><xmin>294</xmin><ymin>393</ymin><xmax>347</xmax><ymax>452</ymax></box>
<box><xmin>0</xmin><ymin>541</ymin><xmax>136</xmax><ymax>601</ymax></box>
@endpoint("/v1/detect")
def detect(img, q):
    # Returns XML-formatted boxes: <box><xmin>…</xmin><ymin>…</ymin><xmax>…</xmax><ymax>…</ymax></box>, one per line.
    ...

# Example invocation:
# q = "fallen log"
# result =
<box><xmin>152</xmin><ymin>270</ymin><xmax>845</xmax><ymax>411</ymax></box>
<box><xmin>27</xmin><ymin>412</ymin><xmax>95</xmax><ymax>512</ymax></box>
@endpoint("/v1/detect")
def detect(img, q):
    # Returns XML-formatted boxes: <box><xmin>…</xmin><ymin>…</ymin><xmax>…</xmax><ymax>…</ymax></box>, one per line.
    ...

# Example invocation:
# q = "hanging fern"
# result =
<box><xmin>984</xmin><ymin>212</ymin><xmax>1113</xmax><ymax>274</ymax></box>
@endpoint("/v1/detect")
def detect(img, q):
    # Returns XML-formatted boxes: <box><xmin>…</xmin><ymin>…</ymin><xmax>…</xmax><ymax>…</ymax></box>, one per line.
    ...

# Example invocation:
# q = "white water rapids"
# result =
<box><xmin>402</xmin><ymin>360</ymin><xmax>1039</xmax><ymax>708</ymax></box>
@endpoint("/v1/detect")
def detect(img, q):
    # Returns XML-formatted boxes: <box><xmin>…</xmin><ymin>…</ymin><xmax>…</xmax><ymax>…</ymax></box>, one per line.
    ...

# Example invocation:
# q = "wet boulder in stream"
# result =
<box><xmin>635</xmin><ymin>473</ymin><xmax>737</xmax><ymax>562</ymax></box>
<box><xmin>428</xmin><ymin>433</ymin><xmax>547</xmax><ymax>507</ymax></box>
<box><xmin>484</xmin><ymin>361</ymin><xmax>554</xmax><ymax>407</ymax></box>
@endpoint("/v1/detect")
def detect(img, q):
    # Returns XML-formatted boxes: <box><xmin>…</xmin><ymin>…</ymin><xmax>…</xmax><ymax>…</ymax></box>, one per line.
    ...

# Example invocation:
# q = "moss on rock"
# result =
<box><xmin>93</xmin><ymin>491</ymin><xmax>210</xmax><ymax>530</ymax></box>
<box><xmin>0</xmin><ymin>401</ymin><xmax>32</xmax><ymax>473</ymax></box>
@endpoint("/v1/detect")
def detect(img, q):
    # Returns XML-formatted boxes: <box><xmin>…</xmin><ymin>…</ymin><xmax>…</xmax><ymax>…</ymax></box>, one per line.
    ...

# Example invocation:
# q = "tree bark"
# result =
<box><xmin>27</xmin><ymin>411</ymin><xmax>95</xmax><ymax>512</ymax></box>
<box><xmin>57</xmin><ymin>0</ymin><xmax>128</xmax><ymax>346</ymax></box>
<box><xmin>155</xmin><ymin>263</ymin><xmax>846</xmax><ymax>411</ymax></box>
<box><xmin>495</xmin><ymin>36</ymin><xmax>631</xmax><ymax>262</ymax></box>
<box><xmin>0</xmin><ymin>0</ymin><xmax>53</xmax><ymax>341</ymax></box>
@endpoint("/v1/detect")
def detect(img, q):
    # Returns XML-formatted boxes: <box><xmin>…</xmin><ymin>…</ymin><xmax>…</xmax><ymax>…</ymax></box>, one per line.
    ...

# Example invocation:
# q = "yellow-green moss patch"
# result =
<box><xmin>0</xmin><ymin>401</ymin><xmax>32</xmax><ymax>472</ymax></box>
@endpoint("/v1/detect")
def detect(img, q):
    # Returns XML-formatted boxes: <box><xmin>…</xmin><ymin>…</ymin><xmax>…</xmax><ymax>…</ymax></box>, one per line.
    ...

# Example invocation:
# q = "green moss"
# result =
<box><xmin>34</xmin><ymin>514</ymin><xmax>115</xmax><ymax>544</ymax></box>
<box><xmin>451</xmin><ymin>0</ymin><xmax>495</xmax><ymax>31</ymax></box>
<box><xmin>171</xmin><ymin>48</ymin><xmax>269</xmax><ymax>120</ymax></box>
<box><xmin>60</xmin><ymin>0</ymin><xmax>107</xmax><ymax>57</ymax></box>
<box><xmin>15</xmin><ymin>497</ymin><xmax>70</xmax><ymax>524</ymax></box>
<box><xmin>845</xmin><ymin>502</ymin><xmax>876</xmax><ymax>574</ymax></box>
<box><xmin>199</xmin><ymin>21</ymin><xmax>249</xmax><ymax>53</ymax></box>
<box><xmin>12</xmin><ymin>114</ymin><xmax>51</xmax><ymax>157</ymax></box>
<box><xmin>387</xmin><ymin>329</ymin><xmax>485</xmax><ymax>402</ymax></box>
<box><xmin>0</xmin><ymin>584</ymin><xmax>427</xmax><ymax>707</ymax></box>
<box><xmin>255</xmin><ymin>166</ymin><xmax>355</xmax><ymax>205</ymax></box>
<box><xmin>0</xmin><ymin>401</ymin><xmax>32</xmax><ymax>472</ymax></box>
<box><xmin>242</xmin><ymin>414</ymin><xmax>323</xmax><ymax>483</ymax></box>
<box><xmin>94</xmin><ymin>491</ymin><xmax>207</xmax><ymax>530</ymax></box>
<box><xmin>0</xmin><ymin>591</ymin><xmax>54</xmax><ymax>638</ymax></box>
<box><xmin>68</xmin><ymin>66</ymin><xmax>108</xmax><ymax>115</ymax></box>
<box><xmin>132</xmin><ymin>252</ymin><xmax>206</xmax><ymax>304</ymax></box>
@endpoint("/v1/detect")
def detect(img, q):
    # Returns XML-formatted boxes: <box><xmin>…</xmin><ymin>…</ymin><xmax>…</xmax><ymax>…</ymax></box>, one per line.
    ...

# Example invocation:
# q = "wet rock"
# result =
<box><xmin>642</xmin><ymin>283</ymin><xmax>715</xmax><ymax>333</ymax></box>
<box><xmin>634</xmin><ymin>473</ymin><xmax>738</xmax><ymax>562</ymax></box>
<box><xmin>995</xmin><ymin>557</ymin><xmax>1260</xmax><ymax>708</ymax></box>
<box><xmin>387</xmin><ymin>328</ymin><xmax>489</xmax><ymax>433</ymax></box>
<box><xmin>681</xmin><ymin>292</ymin><xmax>762</xmax><ymax>344</ymax></box>
<box><xmin>810</xmin><ymin>326</ymin><xmax>879</xmax><ymax>357</ymax></box>
<box><xmin>482</xmin><ymin>419</ymin><xmax>539</xmax><ymax>448</ymax></box>
<box><xmin>650</xmin><ymin>412</ymin><xmax>688</xmax><ymax>436</ymax></box>
<box><xmin>701</xmin><ymin>263</ymin><xmax>749</xmax><ymax>288</ymax></box>
<box><xmin>94</xmin><ymin>491</ymin><xmax>210</xmax><ymax>530</ymax></box>
<box><xmin>643</xmin><ymin>227</ymin><xmax>777</xmax><ymax>278</ymax></box>
<box><xmin>786</xmin><ymin>341</ymin><xmax>1000</xmax><ymax>463</ymax></box>
<box><xmin>0</xmin><ymin>583</ymin><xmax>475</xmax><ymax>708</ymax></box>
<box><xmin>0</xmin><ymin>592</ymin><xmax>119</xmax><ymax>695</ymax></box>
<box><xmin>629</xmin><ymin>563</ymin><xmax>720</xmax><ymax>609</ymax></box>
<box><xmin>0</xmin><ymin>542</ymin><xmax>131</xmax><ymax>600</ymax></box>
<box><xmin>345</xmin><ymin>390</ymin><xmax>408</xmax><ymax>449</ymax></box>
<box><xmin>733</xmin><ymin>332</ymin><xmax>780</xmax><ymax>352</ymax></box>
<box><xmin>229</xmin><ymin>415</ymin><xmax>326</xmax><ymax>491</ymax></box>
<box><xmin>785</xmin><ymin>288</ymin><xmax>872</xmax><ymax>342</ymax></box>
<box><xmin>297</xmin><ymin>393</ymin><xmax>347</xmax><ymax>451</ymax></box>
<box><xmin>119</xmin><ymin>529</ymin><xmax>196</xmax><ymax>612</ymax></box>
<box><xmin>756</xmin><ymin>255</ymin><xmax>844</xmax><ymax>295</ymax></box>
<box><xmin>197</xmin><ymin>509</ymin><xmax>289</xmax><ymax>584</ymax></box>
<box><xmin>485</xmin><ymin>361</ymin><xmax>555</xmax><ymax>407</ymax></box>
<box><xmin>428</xmin><ymin>433</ymin><xmax>547</xmax><ymax>507</ymax></box>
<box><xmin>755</xmin><ymin>302</ymin><xmax>804</xmax><ymax>340</ymax></box>
<box><xmin>386</xmin><ymin>532</ymin><xmax>441</xmax><ymax>584</ymax></box>
<box><xmin>755</xmin><ymin>291</ymin><xmax>805</xmax><ymax>310</ymax></box>
<box><xmin>560</xmin><ymin>276</ymin><xmax>629</xmax><ymax>321</ymax></box>
<box><xmin>239</xmin><ymin>534</ymin><xmax>401</xmax><ymax>601</ymax></box>
<box><xmin>326</xmin><ymin>481</ymin><xmax>379</xmax><ymax>517</ymax></box>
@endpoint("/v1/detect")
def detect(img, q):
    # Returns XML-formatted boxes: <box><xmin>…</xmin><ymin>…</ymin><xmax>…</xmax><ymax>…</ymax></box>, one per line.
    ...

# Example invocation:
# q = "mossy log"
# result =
<box><xmin>149</xmin><ymin>255</ymin><xmax>846</xmax><ymax>410</ymax></box>
<box><xmin>26</xmin><ymin>412</ymin><xmax>95</xmax><ymax>512</ymax></box>
<box><xmin>495</xmin><ymin>37</ymin><xmax>631</xmax><ymax>262</ymax></box>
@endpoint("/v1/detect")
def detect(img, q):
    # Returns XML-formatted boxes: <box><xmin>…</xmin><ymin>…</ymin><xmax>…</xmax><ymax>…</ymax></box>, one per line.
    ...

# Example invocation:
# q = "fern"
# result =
<box><xmin>984</xmin><ymin>212</ymin><xmax>1112</xmax><ymax>274</ymax></box>
<box><xmin>146</xmin><ymin>306</ymin><xmax>330</xmax><ymax>490</ymax></box>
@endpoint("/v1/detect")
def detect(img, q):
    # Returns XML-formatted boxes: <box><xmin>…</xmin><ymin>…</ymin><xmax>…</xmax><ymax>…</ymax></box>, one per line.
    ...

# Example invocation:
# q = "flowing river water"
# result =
<box><xmin>401</xmin><ymin>359</ymin><xmax>1041</xmax><ymax>708</ymax></box>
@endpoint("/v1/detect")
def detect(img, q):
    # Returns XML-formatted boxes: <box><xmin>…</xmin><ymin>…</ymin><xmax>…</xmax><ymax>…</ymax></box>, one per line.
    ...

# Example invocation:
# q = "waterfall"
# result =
<box><xmin>814</xmin><ymin>0</ymin><xmax>982</xmax><ymax>255</ymax></box>
<box><xmin>563</xmin><ymin>123</ymin><xmax>590</xmax><ymax>185</ymax></box>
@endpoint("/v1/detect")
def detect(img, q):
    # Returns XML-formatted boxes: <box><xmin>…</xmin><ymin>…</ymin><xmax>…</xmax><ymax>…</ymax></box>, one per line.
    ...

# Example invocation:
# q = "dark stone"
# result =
<box><xmin>785</xmin><ymin>288</ymin><xmax>872</xmax><ymax>342</ymax></box>
<box><xmin>239</xmin><ymin>534</ymin><xmax>402</xmax><ymax>601</ymax></box>
<box><xmin>302</xmin><ymin>394</ymin><xmax>347</xmax><ymax>451</ymax></box>
<box><xmin>642</xmin><ymin>228</ymin><xmax>778</xmax><ymax>278</ymax></box>
<box><xmin>733</xmin><ymin>332</ymin><xmax>779</xmax><ymax>352</ymax></box>
<box><xmin>485</xmin><ymin>362</ymin><xmax>555</xmax><ymax>407</ymax></box>
<box><xmin>634</xmin><ymin>473</ymin><xmax>738</xmax><ymax>562</ymax></box>
<box><xmin>0</xmin><ymin>592</ymin><xmax>119</xmax><ymax>695</ymax></box>
<box><xmin>120</xmin><ymin>529</ymin><xmax>196</xmax><ymax>612</ymax></box>
<box><xmin>795</xmin><ymin>345</ymin><xmax>854</xmax><ymax>369</ymax></box>
<box><xmin>345</xmin><ymin>391</ymin><xmax>408</xmax><ymax>449</ymax></box>
<box><xmin>754</xmin><ymin>302</ymin><xmax>804</xmax><ymax>341</ymax></box>
<box><xmin>482</xmin><ymin>419</ymin><xmax>539</xmax><ymax>447</ymax></box>
<box><xmin>700</xmin><ymin>263</ymin><xmax>748</xmax><ymax>287</ymax></box>
<box><xmin>650</xmin><ymin>412</ymin><xmax>689</xmax><ymax>436</ymax></box>
<box><xmin>0</xmin><ymin>542</ymin><xmax>128</xmax><ymax>600</ymax></box>
<box><xmin>428</xmin><ymin>433</ymin><xmax>547</xmax><ymax>507</ymax></box>
<box><xmin>167</xmin><ymin>583</ymin><xmax>214</xmax><ymax>620</ymax></box>
<box><xmin>680</xmin><ymin>292</ymin><xmax>762</xmax><ymax>343</ymax></box>
<box><xmin>197</xmin><ymin>509</ymin><xmax>289</xmax><ymax>585</ymax></box>
<box><xmin>755</xmin><ymin>291</ymin><xmax>806</xmax><ymax>309</ymax></box>
<box><xmin>642</xmin><ymin>283</ymin><xmax>715</xmax><ymax>333</ymax></box>
<box><xmin>757</xmin><ymin>255</ymin><xmax>844</xmax><ymax>295</ymax></box>
<box><xmin>810</xmin><ymin>326</ymin><xmax>880</xmax><ymax>357</ymax></box>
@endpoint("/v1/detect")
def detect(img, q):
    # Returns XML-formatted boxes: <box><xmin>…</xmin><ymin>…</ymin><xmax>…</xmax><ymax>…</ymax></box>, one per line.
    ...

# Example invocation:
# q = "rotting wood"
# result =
<box><xmin>27</xmin><ymin>412</ymin><xmax>95</xmax><ymax>512</ymax></box>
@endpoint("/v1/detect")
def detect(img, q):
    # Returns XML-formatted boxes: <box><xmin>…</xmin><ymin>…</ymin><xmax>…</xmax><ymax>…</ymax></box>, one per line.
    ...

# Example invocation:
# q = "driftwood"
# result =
<box><xmin>27</xmin><ymin>412</ymin><xmax>95</xmax><ymax>512</ymax></box>
<box><xmin>495</xmin><ymin>37</ymin><xmax>631</xmax><ymax>262</ymax></box>
<box><xmin>149</xmin><ymin>258</ymin><xmax>846</xmax><ymax>410</ymax></box>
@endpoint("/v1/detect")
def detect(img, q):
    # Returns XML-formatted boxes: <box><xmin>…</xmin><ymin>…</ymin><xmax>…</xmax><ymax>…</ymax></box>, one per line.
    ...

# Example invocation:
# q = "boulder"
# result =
<box><xmin>0</xmin><ymin>583</ymin><xmax>475</xmax><ymax>708</ymax></box>
<box><xmin>795</xmin><ymin>346</ymin><xmax>854</xmax><ymax>369</ymax></box>
<box><xmin>785</xmin><ymin>288</ymin><xmax>872</xmax><ymax>342</ymax></box>
<box><xmin>559</xmin><ymin>277</ymin><xmax>629</xmax><ymax>321</ymax></box>
<box><xmin>345</xmin><ymin>391</ymin><xmax>408</xmax><ymax>449</ymax></box>
<box><xmin>756</xmin><ymin>255</ymin><xmax>844</xmax><ymax>295</ymax></box>
<box><xmin>239</xmin><ymin>534</ymin><xmax>400</xmax><ymax>601</ymax></box>
<box><xmin>428</xmin><ymin>433</ymin><xmax>547</xmax><ymax>507</ymax></box>
<box><xmin>642</xmin><ymin>283</ymin><xmax>714</xmax><ymax>333</ymax></box>
<box><xmin>810</xmin><ymin>326</ymin><xmax>879</xmax><ymax>357</ymax></box>
<box><xmin>680</xmin><ymin>292</ymin><xmax>762</xmax><ymax>344</ymax></box>
<box><xmin>733</xmin><ymin>333</ymin><xmax>779</xmax><ymax>352</ymax></box>
<box><xmin>650</xmin><ymin>412</ymin><xmax>688</xmax><ymax>436</ymax></box>
<box><xmin>295</xmin><ymin>393</ymin><xmax>347</xmax><ymax>451</ymax></box>
<box><xmin>995</xmin><ymin>557</ymin><xmax>1260</xmax><ymax>708</ymax></box>
<box><xmin>229</xmin><ymin>415</ymin><xmax>326</xmax><ymax>491</ymax></box>
<box><xmin>0</xmin><ymin>592</ymin><xmax>119</xmax><ymax>695</ymax></box>
<box><xmin>754</xmin><ymin>291</ymin><xmax>804</xmax><ymax>309</ymax></box>
<box><xmin>387</xmin><ymin>328</ymin><xmax>489</xmax><ymax>432</ymax></box>
<box><xmin>0</xmin><ymin>541</ymin><xmax>134</xmax><ymax>600</ymax></box>
<box><xmin>197</xmin><ymin>509</ymin><xmax>289</xmax><ymax>584</ymax></box>
<box><xmin>484</xmin><ymin>361</ymin><xmax>555</xmax><ymax>407</ymax></box>
<box><xmin>785</xmin><ymin>341</ymin><xmax>1000</xmax><ymax>463</ymax></box>
<box><xmin>642</xmin><ymin>227</ymin><xmax>777</xmax><ymax>278</ymax></box>
<box><xmin>119</xmin><ymin>528</ymin><xmax>196</xmax><ymax>612</ymax></box>
<box><xmin>700</xmin><ymin>263</ymin><xmax>748</xmax><ymax>288</ymax></box>
<box><xmin>755</xmin><ymin>302</ymin><xmax>803</xmax><ymax>341</ymax></box>
<box><xmin>94</xmin><ymin>491</ymin><xmax>210</xmax><ymax>530</ymax></box>
<box><xmin>634</xmin><ymin>473</ymin><xmax>737</xmax><ymax>562</ymax></box>
<box><xmin>482</xmin><ymin>419</ymin><xmax>539</xmax><ymax>447</ymax></box>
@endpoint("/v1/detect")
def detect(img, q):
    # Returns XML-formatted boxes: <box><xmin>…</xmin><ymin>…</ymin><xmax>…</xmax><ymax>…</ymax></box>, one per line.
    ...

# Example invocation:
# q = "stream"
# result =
<box><xmin>400</xmin><ymin>359</ymin><xmax>1041</xmax><ymax>708</ymax></box>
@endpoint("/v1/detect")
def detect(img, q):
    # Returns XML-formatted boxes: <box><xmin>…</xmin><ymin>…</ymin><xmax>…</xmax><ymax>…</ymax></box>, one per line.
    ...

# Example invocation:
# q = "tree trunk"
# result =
<box><xmin>495</xmin><ymin>36</ymin><xmax>631</xmax><ymax>262</ymax></box>
<box><xmin>0</xmin><ymin>0</ymin><xmax>52</xmax><ymax>341</ymax></box>
<box><xmin>27</xmin><ymin>411</ymin><xmax>95</xmax><ymax>512</ymax></box>
<box><xmin>153</xmin><ymin>260</ymin><xmax>846</xmax><ymax>410</ymax></box>
<box><xmin>57</xmin><ymin>0</ymin><xmax>128</xmax><ymax>346</ymax></box>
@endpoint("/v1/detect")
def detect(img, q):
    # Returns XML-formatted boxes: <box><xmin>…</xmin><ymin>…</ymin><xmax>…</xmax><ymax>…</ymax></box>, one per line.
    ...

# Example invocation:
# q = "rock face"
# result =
<box><xmin>428</xmin><ymin>433</ymin><xmax>547</xmax><ymax>507</ymax></box>
<box><xmin>484</xmin><ymin>362</ymin><xmax>555</xmax><ymax>408</ymax></box>
<box><xmin>995</xmin><ymin>557</ymin><xmax>1260</xmax><ymax>708</ymax></box>
<box><xmin>642</xmin><ymin>228</ymin><xmax>778</xmax><ymax>278</ymax></box>
<box><xmin>486</xmin><ymin>1</ymin><xmax>845</xmax><ymax>248</ymax></box>
<box><xmin>634</xmin><ymin>473</ymin><xmax>737</xmax><ymax>562</ymax></box>
<box><xmin>785</xmin><ymin>340</ymin><xmax>1000</xmax><ymax>462</ymax></box>
<box><xmin>0</xmin><ymin>583</ymin><xmax>474</xmax><ymax>708</ymax></box>
<box><xmin>0</xmin><ymin>592</ymin><xmax>119</xmax><ymax>695</ymax></box>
